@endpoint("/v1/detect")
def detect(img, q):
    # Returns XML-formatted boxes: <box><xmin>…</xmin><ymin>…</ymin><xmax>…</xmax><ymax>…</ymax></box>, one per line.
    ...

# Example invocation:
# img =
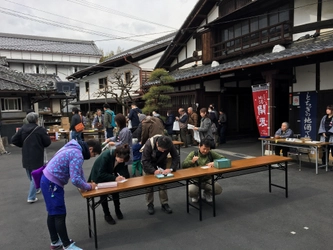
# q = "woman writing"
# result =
<box><xmin>88</xmin><ymin>144</ymin><xmax>131</xmax><ymax>224</ymax></box>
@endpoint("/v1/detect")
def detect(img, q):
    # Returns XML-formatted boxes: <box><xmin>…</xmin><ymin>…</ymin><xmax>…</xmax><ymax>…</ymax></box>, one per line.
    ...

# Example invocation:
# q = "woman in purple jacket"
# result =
<box><xmin>41</xmin><ymin>139</ymin><xmax>101</xmax><ymax>250</ymax></box>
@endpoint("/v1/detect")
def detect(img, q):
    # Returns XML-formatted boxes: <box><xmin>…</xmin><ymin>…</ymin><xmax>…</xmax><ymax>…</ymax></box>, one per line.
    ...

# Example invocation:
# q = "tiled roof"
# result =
<box><xmin>104</xmin><ymin>32</ymin><xmax>176</xmax><ymax>62</ymax></box>
<box><xmin>145</xmin><ymin>31</ymin><xmax>333</xmax><ymax>86</ymax></box>
<box><xmin>68</xmin><ymin>32</ymin><xmax>176</xmax><ymax>79</ymax></box>
<box><xmin>0</xmin><ymin>33</ymin><xmax>102</xmax><ymax>56</ymax></box>
<box><xmin>0</xmin><ymin>65</ymin><xmax>59</xmax><ymax>91</ymax></box>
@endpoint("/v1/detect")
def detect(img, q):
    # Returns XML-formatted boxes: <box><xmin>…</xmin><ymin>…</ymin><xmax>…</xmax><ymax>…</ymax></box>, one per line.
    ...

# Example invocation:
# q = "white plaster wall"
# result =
<box><xmin>293</xmin><ymin>64</ymin><xmax>316</xmax><ymax>92</ymax></box>
<box><xmin>178</xmin><ymin>47</ymin><xmax>187</xmax><ymax>62</ymax></box>
<box><xmin>187</xmin><ymin>38</ymin><xmax>195</xmax><ymax>58</ymax></box>
<box><xmin>293</xmin><ymin>0</ymin><xmax>317</xmax><ymax>41</ymax></box>
<box><xmin>320</xmin><ymin>61</ymin><xmax>333</xmax><ymax>90</ymax></box>
<box><xmin>207</xmin><ymin>5</ymin><xmax>218</xmax><ymax>23</ymax></box>
<box><xmin>294</xmin><ymin>0</ymin><xmax>317</xmax><ymax>26</ymax></box>
<box><xmin>57</xmin><ymin>66</ymin><xmax>70</xmax><ymax>80</ymax></box>
<box><xmin>43</xmin><ymin>64</ymin><xmax>56</xmax><ymax>75</ymax></box>
<box><xmin>138</xmin><ymin>51</ymin><xmax>163</xmax><ymax>70</ymax></box>
<box><xmin>204</xmin><ymin>79</ymin><xmax>220</xmax><ymax>92</ymax></box>
<box><xmin>79</xmin><ymin>65</ymin><xmax>140</xmax><ymax>101</ymax></box>
<box><xmin>171</xmin><ymin>58</ymin><xmax>178</xmax><ymax>67</ymax></box>
<box><xmin>30</xmin><ymin>52</ymin><xmax>43</xmax><ymax>61</ymax></box>
<box><xmin>322</xmin><ymin>1</ymin><xmax>333</xmax><ymax>20</ymax></box>
<box><xmin>22</xmin><ymin>52</ymin><xmax>30</xmax><ymax>60</ymax></box>
<box><xmin>0</xmin><ymin>50</ymin><xmax>10</xmax><ymax>58</ymax></box>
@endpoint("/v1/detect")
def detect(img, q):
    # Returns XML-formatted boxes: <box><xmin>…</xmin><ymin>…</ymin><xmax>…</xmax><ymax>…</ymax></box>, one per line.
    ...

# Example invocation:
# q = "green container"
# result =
<box><xmin>214</xmin><ymin>158</ymin><xmax>231</xmax><ymax>168</ymax></box>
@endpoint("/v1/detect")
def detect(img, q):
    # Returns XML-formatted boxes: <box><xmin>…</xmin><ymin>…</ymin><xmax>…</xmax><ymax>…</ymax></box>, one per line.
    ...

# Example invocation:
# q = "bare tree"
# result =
<box><xmin>94</xmin><ymin>70</ymin><xmax>138</xmax><ymax>109</ymax></box>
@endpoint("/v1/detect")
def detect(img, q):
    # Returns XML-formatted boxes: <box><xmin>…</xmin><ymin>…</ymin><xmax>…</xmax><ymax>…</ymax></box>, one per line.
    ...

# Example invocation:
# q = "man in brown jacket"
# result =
<box><xmin>187</xmin><ymin>107</ymin><xmax>199</xmax><ymax>146</ymax></box>
<box><xmin>141</xmin><ymin>116</ymin><xmax>165</xmax><ymax>145</ymax></box>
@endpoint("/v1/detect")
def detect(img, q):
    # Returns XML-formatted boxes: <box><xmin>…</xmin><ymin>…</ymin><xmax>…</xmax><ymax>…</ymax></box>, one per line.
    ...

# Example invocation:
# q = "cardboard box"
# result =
<box><xmin>61</xmin><ymin>117</ymin><xmax>69</xmax><ymax>124</ymax></box>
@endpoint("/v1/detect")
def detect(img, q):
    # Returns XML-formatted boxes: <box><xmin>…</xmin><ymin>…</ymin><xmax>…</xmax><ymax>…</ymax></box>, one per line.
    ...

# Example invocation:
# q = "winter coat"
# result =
<box><xmin>88</xmin><ymin>148</ymin><xmax>130</xmax><ymax>183</ymax></box>
<box><xmin>128</xmin><ymin>107</ymin><xmax>142</xmax><ymax>128</ymax></box>
<box><xmin>70</xmin><ymin>113</ymin><xmax>81</xmax><ymax>131</ymax></box>
<box><xmin>141</xmin><ymin>116</ymin><xmax>165</xmax><ymax>145</ymax></box>
<box><xmin>141</xmin><ymin>136</ymin><xmax>179</xmax><ymax>174</ymax></box>
<box><xmin>11</xmin><ymin>123</ymin><xmax>51</xmax><ymax>170</ymax></box>
<box><xmin>164</xmin><ymin>114</ymin><xmax>176</xmax><ymax>135</ymax></box>
<box><xmin>188</xmin><ymin>112</ymin><xmax>199</xmax><ymax>127</ymax></box>
<box><xmin>43</xmin><ymin>139</ymin><xmax>92</xmax><ymax>190</ymax></box>
<box><xmin>197</xmin><ymin>117</ymin><xmax>214</xmax><ymax>141</ymax></box>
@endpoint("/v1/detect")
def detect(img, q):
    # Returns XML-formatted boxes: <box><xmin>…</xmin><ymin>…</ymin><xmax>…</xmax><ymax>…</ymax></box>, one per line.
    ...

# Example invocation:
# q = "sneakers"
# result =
<box><xmin>27</xmin><ymin>197</ymin><xmax>38</xmax><ymax>203</ymax></box>
<box><xmin>147</xmin><ymin>203</ymin><xmax>155</xmax><ymax>215</ymax></box>
<box><xmin>36</xmin><ymin>188</ymin><xmax>41</xmax><ymax>194</ymax></box>
<box><xmin>104</xmin><ymin>215</ymin><xmax>116</xmax><ymax>225</ymax></box>
<box><xmin>0</xmin><ymin>151</ymin><xmax>10</xmax><ymax>155</ymax></box>
<box><xmin>50</xmin><ymin>239</ymin><xmax>63</xmax><ymax>250</ymax></box>
<box><xmin>203</xmin><ymin>192</ymin><xmax>213</xmax><ymax>203</ymax></box>
<box><xmin>63</xmin><ymin>242</ymin><xmax>82</xmax><ymax>250</ymax></box>
<box><xmin>161</xmin><ymin>203</ymin><xmax>173</xmax><ymax>214</ymax></box>
<box><xmin>191</xmin><ymin>197</ymin><xmax>199</xmax><ymax>203</ymax></box>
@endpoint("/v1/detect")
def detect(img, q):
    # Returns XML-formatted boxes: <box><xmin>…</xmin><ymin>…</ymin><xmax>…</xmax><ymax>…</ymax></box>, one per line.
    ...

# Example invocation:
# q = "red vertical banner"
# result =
<box><xmin>251</xmin><ymin>84</ymin><xmax>269</xmax><ymax>137</ymax></box>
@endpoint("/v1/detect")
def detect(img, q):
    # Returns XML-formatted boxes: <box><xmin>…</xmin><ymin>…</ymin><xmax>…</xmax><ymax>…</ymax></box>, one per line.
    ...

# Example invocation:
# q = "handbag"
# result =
<box><xmin>75</xmin><ymin>122</ymin><xmax>84</xmax><ymax>132</ymax></box>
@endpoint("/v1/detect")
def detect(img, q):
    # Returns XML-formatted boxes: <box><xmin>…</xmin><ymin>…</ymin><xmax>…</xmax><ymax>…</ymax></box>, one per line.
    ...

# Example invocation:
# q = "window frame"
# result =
<box><xmin>1</xmin><ymin>97</ymin><xmax>22</xmax><ymax>112</ymax></box>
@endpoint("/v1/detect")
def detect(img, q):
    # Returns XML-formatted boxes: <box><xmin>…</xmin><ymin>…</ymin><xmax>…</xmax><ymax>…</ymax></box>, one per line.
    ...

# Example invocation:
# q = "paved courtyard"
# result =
<box><xmin>0</xmin><ymin>138</ymin><xmax>332</xmax><ymax>250</ymax></box>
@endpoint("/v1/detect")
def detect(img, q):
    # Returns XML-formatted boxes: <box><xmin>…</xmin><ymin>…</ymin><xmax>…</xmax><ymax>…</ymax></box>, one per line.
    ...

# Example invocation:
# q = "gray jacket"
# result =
<box><xmin>275</xmin><ymin>128</ymin><xmax>293</xmax><ymax>138</ymax></box>
<box><xmin>198</xmin><ymin>117</ymin><xmax>214</xmax><ymax>141</ymax></box>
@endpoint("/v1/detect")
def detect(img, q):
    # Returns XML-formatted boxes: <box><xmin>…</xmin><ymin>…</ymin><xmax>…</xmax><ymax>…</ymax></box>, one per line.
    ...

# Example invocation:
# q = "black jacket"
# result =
<box><xmin>141</xmin><ymin>136</ymin><xmax>179</xmax><ymax>174</ymax></box>
<box><xmin>70</xmin><ymin>114</ymin><xmax>81</xmax><ymax>131</ymax></box>
<box><xmin>11</xmin><ymin>123</ymin><xmax>51</xmax><ymax>170</ymax></box>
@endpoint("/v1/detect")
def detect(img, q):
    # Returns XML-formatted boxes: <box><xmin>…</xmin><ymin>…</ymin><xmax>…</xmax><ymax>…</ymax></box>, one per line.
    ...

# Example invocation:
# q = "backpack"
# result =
<box><xmin>106</xmin><ymin>110</ymin><xmax>116</xmax><ymax>128</ymax></box>
<box><xmin>194</xmin><ymin>150</ymin><xmax>213</xmax><ymax>166</ymax></box>
<box><xmin>139</xmin><ymin>134</ymin><xmax>162</xmax><ymax>152</ymax></box>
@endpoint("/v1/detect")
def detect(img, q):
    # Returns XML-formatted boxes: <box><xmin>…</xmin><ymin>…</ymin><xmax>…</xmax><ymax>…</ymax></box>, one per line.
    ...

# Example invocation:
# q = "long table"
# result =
<box><xmin>80</xmin><ymin>155</ymin><xmax>291</xmax><ymax>249</ymax></box>
<box><xmin>259</xmin><ymin>137</ymin><xmax>330</xmax><ymax>174</ymax></box>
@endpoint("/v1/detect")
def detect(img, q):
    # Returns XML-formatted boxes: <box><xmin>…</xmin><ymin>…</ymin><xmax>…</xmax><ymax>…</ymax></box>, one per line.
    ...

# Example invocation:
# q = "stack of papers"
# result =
<box><xmin>155</xmin><ymin>173</ymin><xmax>174</xmax><ymax>179</ymax></box>
<box><xmin>95</xmin><ymin>182</ymin><xmax>118</xmax><ymax>189</ymax></box>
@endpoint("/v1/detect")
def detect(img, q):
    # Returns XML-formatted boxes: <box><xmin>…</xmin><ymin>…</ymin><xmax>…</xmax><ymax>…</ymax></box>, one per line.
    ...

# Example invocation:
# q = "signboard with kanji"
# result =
<box><xmin>251</xmin><ymin>84</ymin><xmax>269</xmax><ymax>137</ymax></box>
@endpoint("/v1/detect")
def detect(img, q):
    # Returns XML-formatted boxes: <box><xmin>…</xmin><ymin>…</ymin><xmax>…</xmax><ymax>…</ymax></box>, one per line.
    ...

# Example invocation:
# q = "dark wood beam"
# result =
<box><xmin>293</xmin><ymin>19</ymin><xmax>333</xmax><ymax>34</ymax></box>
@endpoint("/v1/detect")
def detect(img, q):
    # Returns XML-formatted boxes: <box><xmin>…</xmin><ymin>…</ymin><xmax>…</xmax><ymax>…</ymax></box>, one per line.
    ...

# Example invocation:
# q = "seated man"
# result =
<box><xmin>274</xmin><ymin>122</ymin><xmax>294</xmax><ymax>157</ymax></box>
<box><xmin>141</xmin><ymin>135</ymin><xmax>179</xmax><ymax>215</ymax></box>
<box><xmin>182</xmin><ymin>139</ymin><xmax>223</xmax><ymax>203</ymax></box>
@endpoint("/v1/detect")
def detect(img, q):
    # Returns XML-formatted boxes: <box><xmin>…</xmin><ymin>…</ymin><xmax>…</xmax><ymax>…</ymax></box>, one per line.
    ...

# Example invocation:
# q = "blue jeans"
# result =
<box><xmin>71</xmin><ymin>131</ymin><xmax>82</xmax><ymax>141</ymax></box>
<box><xmin>26</xmin><ymin>169</ymin><xmax>36</xmax><ymax>201</ymax></box>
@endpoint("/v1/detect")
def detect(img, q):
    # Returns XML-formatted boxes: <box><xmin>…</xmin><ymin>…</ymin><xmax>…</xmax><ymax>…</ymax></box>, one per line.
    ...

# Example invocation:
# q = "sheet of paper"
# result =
<box><xmin>117</xmin><ymin>179</ymin><xmax>128</xmax><ymax>183</ymax></box>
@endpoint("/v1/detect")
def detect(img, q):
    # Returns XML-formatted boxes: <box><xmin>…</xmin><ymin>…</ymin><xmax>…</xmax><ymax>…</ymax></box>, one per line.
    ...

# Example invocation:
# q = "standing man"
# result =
<box><xmin>274</xmin><ymin>122</ymin><xmax>294</xmax><ymax>156</ymax></box>
<box><xmin>70</xmin><ymin>107</ymin><xmax>82</xmax><ymax>141</ymax></box>
<box><xmin>187</xmin><ymin>107</ymin><xmax>198</xmax><ymax>146</ymax></box>
<box><xmin>103</xmin><ymin>103</ymin><xmax>116</xmax><ymax>138</ymax></box>
<box><xmin>11</xmin><ymin>112</ymin><xmax>51</xmax><ymax>203</ymax></box>
<box><xmin>92</xmin><ymin>109</ymin><xmax>104</xmax><ymax>130</ymax></box>
<box><xmin>182</xmin><ymin>139</ymin><xmax>223</xmax><ymax>202</ymax></box>
<box><xmin>142</xmin><ymin>136</ymin><xmax>179</xmax><ymax>215</ymax></box>
<box><xmin>128</xmin><ymin>103</ymin><xmax>142</xmax><ymax>133</ymax></box>
<box><xmin>176</xmin><ymin>108</ymin><xmax>188</xmax><ymax>148</ymax></box>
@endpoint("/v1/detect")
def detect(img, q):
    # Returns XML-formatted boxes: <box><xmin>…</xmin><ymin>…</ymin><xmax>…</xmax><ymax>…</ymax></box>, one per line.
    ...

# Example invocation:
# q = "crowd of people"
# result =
<box><xmin>9</xmin><ymin>103</ymin><xmax>333</xmax><ymax>250</ymax></box>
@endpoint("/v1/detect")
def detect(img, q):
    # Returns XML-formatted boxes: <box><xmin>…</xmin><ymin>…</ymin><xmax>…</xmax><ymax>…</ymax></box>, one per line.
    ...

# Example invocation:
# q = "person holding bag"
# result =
<box><xmin>70</xmin><ymin>107</ymin><xmax>83</xmax><ymax>141</ymax></box>
<box><xmin>193</xmin><ymin>108</ymin><xmax>215</xmax><ymax>149</ymax></box>
<box><xmin>11</xmin><ymin>112</ymin><xmax>51</xmax><ymax>203</ymax></box>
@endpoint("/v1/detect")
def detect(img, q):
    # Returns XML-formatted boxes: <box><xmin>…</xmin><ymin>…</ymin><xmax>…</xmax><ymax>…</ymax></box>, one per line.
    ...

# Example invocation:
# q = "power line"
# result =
<box><xmin>68</xmin><ymin>0</ymin><xmax>177</xmax><ymax>30</ymax></box>
<box><xmin>0</xmin><ymin>7</ymin><xmax>148</xmax><ymax>43</ymax></box>
<box><xmin>4</xmin><ymin>0</ymin><xmax>136</xmax><ymax>37</ymax></box>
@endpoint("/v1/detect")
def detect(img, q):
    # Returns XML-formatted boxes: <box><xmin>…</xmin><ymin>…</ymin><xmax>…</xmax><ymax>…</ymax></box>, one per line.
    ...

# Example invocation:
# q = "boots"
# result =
<box><xmin>114</xmin><ymin>199</ymin><xmax>123</xmax><ymax>219</ymax></box>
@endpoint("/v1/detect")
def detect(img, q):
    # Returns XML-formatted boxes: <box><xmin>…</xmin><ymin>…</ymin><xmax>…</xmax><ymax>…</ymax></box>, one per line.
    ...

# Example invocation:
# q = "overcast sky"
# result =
<box><xmin>0</xmin><ymin>0</ymin><xmax>198</xmax><ymax>54</ymax></box>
